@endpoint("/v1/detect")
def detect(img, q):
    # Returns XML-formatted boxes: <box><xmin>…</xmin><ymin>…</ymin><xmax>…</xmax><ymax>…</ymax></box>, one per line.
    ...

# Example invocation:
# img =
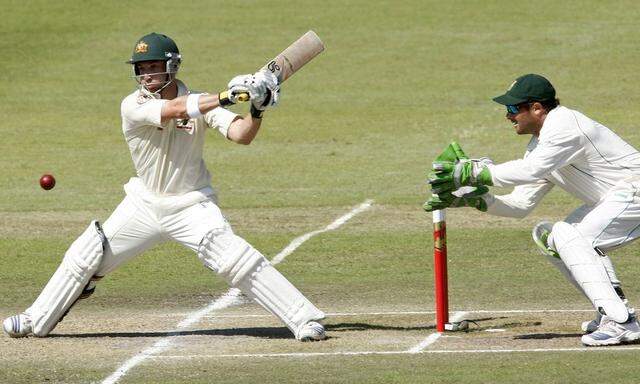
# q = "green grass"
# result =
<box><xmin>2</xmin><ymin>0</ymin><xmax>640</xmax><ymax>383</ymax></box>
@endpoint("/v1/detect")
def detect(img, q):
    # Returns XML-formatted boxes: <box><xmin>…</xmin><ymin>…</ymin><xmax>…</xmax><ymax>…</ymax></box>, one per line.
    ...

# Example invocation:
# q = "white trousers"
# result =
<box><xmin>25</xmin><ymin>180</ymin><xmax>325</xmax><ymax>337</ymax></box>
<box><xmin>96</xmin><ymin>191</ymin><xmax>230</xmax><ymax>277</ymax></box>
<box><xmin>569</xmin><ymin>180</ymin><xmax>640</xmax><ymax>251</ymax></box>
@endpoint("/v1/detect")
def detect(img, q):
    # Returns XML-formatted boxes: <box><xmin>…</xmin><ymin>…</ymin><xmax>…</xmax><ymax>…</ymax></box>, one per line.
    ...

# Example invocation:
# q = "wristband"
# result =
<box><xmin>186</xmin><ymin>93</ymin><xmax>203</xmax><ymax>118</ymax></box>
<box><xmin>250</xmin><ymin>104</ymin><xmax>264</xmax><ymax>119</ymax></box>
<box><xmin>218</xmin><ymin>90</ymin><xmax>234</xmax><ymax>107</ymax></box>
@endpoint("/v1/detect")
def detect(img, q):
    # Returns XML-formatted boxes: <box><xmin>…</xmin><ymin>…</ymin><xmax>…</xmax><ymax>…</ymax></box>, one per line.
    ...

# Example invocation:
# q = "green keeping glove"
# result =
<box><xmin>434</xmin><ymin>141</ymin><xmax>469</xmax><ymax>163</ymax></box>
<box><xmin>427</xmin><ymin>142</ymin><xmax>493</xmax><ymax>194</ymax></box>
<box><xmin>423</xmin><ymin>186</ymin><xmax>490</xmax><ymax>212</ymax></box>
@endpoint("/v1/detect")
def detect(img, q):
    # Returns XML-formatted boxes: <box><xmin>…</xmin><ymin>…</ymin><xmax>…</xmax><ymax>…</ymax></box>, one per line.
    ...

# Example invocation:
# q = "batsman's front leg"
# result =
<box><xmin>198</xmin><ymin>228</ymin><xmax>326</xmax><ymax>341</ymax></box>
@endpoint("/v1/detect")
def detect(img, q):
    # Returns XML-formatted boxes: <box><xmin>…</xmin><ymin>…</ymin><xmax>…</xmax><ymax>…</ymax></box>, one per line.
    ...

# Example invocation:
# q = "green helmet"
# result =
<box><xmin>128</xmin><ymin>32</ymin><xmax>181</xmax><ymax>77</ymax></box>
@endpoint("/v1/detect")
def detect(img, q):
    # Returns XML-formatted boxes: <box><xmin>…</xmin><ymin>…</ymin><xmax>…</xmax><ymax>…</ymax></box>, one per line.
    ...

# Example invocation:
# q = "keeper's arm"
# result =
<box><xmin>485</xmin><ymin>180</ymin><xmax>553</xmax><ymax>218</ymax></box>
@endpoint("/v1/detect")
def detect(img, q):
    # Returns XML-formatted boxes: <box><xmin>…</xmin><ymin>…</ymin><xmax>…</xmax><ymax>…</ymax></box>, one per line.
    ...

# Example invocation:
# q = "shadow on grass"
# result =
<box><xmin>49</xmin><ymin>326</ymin><xmax>294</xmax><ymax>340</ymax></box>
<box><xmin>49</xmin><ymin>319</ymin><xmax>449</xmax><ymax>339</ymax></box>
<box><xmin>48</xmin><ymin>317</ymin><xmax>530</xmax><ymax>339</ymax></box>
<box><xmin>325</xmin><ymin>322</ymin><xmax>435</xmax><ymax>332</ymax></box>
<box><xmin>514</xmin><ymin>333</ymin><xmax>583</xmax><ymax>340</ymax></box>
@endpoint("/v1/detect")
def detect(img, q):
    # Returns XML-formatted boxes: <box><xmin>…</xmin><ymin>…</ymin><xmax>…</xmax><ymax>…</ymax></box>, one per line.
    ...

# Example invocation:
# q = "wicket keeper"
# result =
<box><xmin>425</xmin><ymin>74</ymin><xmax>640</xmax><ymax>346</ymax></box>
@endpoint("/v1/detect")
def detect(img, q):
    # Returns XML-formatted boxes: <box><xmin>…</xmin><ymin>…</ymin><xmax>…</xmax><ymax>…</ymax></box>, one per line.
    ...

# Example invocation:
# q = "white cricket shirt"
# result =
<box><xmin>486</xmin><ymin>106</ymin><xmax>640</xmax><ymax>216</ymax></box>
<box><xmin>120</xmin><ymin>80</ymin><xmax>238</xmax><ymax>197</ymax></box>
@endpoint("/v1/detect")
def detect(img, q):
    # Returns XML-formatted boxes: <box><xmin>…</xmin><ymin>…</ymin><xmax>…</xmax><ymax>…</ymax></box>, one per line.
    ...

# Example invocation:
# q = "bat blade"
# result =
<box><xmin>262</xmin><ymin>30</ymin><xmax>325</xmax><ymax>83</ymax></box>
<box><xmin>234</xmin><ymin>30</ymin><xmax>325</xmax><ymax>102</ymax></box>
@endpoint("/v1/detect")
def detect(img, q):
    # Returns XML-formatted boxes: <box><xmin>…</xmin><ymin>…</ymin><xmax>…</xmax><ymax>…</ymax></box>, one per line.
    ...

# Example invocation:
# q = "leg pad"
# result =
<box><xmin>27</xmin><ymin>221</ymin><xmax>107</xmax><ymax>336</ymax></box>
<box><xmin>198</xmin><ymin>230</ymin><xmax>324</xmax><ymax>335</ymax></box>
<box><xmin>552</xmin><ymin>222</ymin><xmax>629</xmax><ymax>323</ymax></box>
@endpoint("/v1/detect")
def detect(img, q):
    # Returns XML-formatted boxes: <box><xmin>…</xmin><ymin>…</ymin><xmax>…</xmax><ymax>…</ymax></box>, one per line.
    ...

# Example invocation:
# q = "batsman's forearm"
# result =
<box><xmin>161</xmin><ymin>93</ymin><xmax>223</xmax><ymax>121</ymax></box>
<box><xmin>226</xmin><ymin>115</ymin><xmax>262</xmax><ymax>145</ymax></box>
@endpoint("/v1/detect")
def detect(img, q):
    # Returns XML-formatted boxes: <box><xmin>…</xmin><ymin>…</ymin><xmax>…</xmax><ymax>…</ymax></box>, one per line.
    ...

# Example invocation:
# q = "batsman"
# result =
<box><xmin>3</xmin><ymin>32</ymin><xmax>326</xmax><ymax>341</ymax></box>
<box><xmin>425</xmin><ymin>74</ymin><xmax>640</xmax><ymax>346</ymax></box>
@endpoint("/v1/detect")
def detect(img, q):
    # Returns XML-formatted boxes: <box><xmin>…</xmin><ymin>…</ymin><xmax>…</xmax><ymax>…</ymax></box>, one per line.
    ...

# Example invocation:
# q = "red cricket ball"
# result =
<box><xmin>40</xmin><ymin>174</ymin><xmax>56</xmax><ymax>190</ymax></box>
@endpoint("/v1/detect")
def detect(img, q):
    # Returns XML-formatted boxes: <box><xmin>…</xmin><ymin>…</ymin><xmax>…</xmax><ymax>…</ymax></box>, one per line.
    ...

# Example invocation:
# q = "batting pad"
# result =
<box><xmin>552</xmin><ymin>222</ymin><xmax>629</xmax><ymax>323</ymax></box>
<box><xmin>199</xmin><ymin>230</ymin><xmax>325</xmax><ymax>335</ymax></box>
<box><xmin>599</xmin><ymin>253</ymin><xmax>621</xmax><ymax>286</ymax></box>
<box><xmin>27</xmin><ymin>221</ymin><xmax>107</xmax><ymax>336</ymax></box>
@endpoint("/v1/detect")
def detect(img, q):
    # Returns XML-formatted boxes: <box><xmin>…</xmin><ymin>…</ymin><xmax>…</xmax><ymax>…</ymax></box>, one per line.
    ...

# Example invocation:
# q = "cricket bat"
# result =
<box><xmin>235</xmin><ymin>30</ymin><xmax>325</xmax><ymax>101</ymax></box>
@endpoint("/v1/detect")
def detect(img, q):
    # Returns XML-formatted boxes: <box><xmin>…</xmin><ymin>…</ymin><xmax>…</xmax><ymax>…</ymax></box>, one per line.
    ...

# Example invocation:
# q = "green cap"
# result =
<box><xmin>492</xmin><ymin>74</ymin><xmax>556</xmax><ymax>105</ymax></box>
<box><xmin>127</xmin><ymin>32</ymin><xmax>179</xmax><ymax>64</ymax></box>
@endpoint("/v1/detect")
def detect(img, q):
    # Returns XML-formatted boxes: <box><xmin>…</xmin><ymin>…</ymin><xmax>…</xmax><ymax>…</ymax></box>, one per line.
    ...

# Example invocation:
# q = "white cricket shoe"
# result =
<box><xmin>3</xmin><ymin>314</ymin><xmax>33</xmax><ymax>338</ymax></box>
<box><xmin>581</xmin><ymin>311</ymin><xmax>603</xmax><ymax>334</ymax></box>
<box><xmin>581</xmin><ymin>319</ymin><xmax>600</xmax><ymax>334</ymax></box>
<box><xmin>296</xmin><ymin>321</ymin><xmax>326</xmax><ymax>342</ymax></box>
<box><xmin>582</xmin><ymin>312</ymin><xmax>640</xmax><ymax>346</ymax></box>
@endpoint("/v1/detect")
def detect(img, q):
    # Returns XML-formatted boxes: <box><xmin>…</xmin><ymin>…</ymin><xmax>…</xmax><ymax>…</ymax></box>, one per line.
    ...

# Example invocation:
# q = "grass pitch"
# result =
<box><xmin>3</xmin><ymin>1</ymin><xmax>640</xmax><ymax>383</ymax></box>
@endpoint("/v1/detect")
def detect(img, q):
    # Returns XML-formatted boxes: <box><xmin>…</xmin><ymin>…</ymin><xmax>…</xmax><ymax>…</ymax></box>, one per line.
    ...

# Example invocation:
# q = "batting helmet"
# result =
<box><xmin>128</xmin><ymin>32</ymin><xmax>181</xmax><ymax>78</ymax></box>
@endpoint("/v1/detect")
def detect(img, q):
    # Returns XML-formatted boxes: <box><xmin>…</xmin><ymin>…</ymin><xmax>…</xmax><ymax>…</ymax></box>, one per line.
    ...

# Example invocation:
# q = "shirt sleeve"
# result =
<box><xmin>488</xmin><ymin>119</ymin><xmax>584</xmax><ymax>187</ymax></box>
<box><xmin>121</xmin><ymin>96</ymin><xmax>166</xmax><ymax>129</ymax></box>
<box><xmin>203</xmin><ymin>107</ymin><xmax>239</xmax><ymax>138</ymax></box>
<box><xmin>484</xmin><ymin>180</ymin><xmax>554</xmax><ymax>218</ymax></box>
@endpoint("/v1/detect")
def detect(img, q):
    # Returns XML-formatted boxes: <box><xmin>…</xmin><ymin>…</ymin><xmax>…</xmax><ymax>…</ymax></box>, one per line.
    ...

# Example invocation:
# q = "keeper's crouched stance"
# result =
<box><xmin>425</xmin><ymin>74</ymin><xmax>640</xmax><ymax>346</ymax></box>
<box><xmin>3</xmin><ymin>32</ymin><xmax>325</xmax><ymax>341</ymax></box>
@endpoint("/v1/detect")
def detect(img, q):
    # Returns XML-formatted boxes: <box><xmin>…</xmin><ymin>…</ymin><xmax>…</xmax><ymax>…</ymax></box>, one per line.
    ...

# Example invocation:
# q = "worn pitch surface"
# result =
<box><xmin>3</xmin><ymin>1</ymin><xmax>640</xmax><ymax>383</ymax></box>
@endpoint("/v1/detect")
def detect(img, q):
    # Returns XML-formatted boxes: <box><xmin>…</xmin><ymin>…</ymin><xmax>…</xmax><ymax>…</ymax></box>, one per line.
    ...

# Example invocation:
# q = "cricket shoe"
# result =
<box><xmin>532</xmin><ymin>221</ymin><xmax>559</xmax><ymax>258</ymax></box>
<box><xmin>581</xmin><ymin>311</ymin><xmax>603</xmax><ymax>334</ymax></box>
<box><xmin>582</xmin><ymin>319</ymin><xmax>600</xmax><ymax>334</ymax></box>
<box><xmin>296</xmin><ymin>321</ymin><xmax>326</xmax><ymax>342</ymax></box>
<box><xmin>3</xmin><ymin>314</ymin><xmax>32</xmax><ymax>338</ymax></box>
<box><xmin>581</xmin><ymin>299</ymin><xmax>628</xmax><ymax>333</ymax></box>
<box><xmin>581</xmin><ymin>311</ymin><xmax>640</xmax><ymax>346</ymax></box>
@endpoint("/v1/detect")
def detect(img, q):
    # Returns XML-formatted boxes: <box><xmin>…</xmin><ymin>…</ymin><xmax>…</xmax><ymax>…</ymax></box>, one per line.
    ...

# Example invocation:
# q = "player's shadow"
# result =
<box><xmin>324</xmin><ymin>316</ymin><xmax>505</xmax><ymax>333</ymax></box>
<box><xmin>457</xmin><ymin>318</ymin><xmax>544</xmax><ymax>333</ymax></box>
<box><xmin>48</xmin><ymin>316</ymin><xmax>512</xmax><ymax>339</ymax></box>
<box><xmin>514</xmin><ymin>332</ymin><xmax>583</xmax><ymax>340</ymax></box>
<box><xmin>49</xmin><ymin>327</ymin><xmax>295</xmax><ymax>340</ymax></box>
<box><xmin>325</xmin><ymin>322</ymin><xmax>435</xmax><ymax>332</ymax></box>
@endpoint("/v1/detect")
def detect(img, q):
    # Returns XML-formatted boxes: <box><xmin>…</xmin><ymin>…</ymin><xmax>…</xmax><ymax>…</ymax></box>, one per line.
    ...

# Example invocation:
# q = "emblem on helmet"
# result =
<box><xmin>135</xmin><ymin>41</ymin><xmax>149</xmax><ymax>54</ymax></box>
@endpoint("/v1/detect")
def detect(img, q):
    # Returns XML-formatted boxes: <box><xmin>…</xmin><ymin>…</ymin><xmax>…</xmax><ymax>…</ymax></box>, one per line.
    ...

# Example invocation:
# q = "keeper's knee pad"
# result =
<box><xmin>198</xmin><ymin>230</ymin><xmax>324</xmax><ymax>335</ymax></box>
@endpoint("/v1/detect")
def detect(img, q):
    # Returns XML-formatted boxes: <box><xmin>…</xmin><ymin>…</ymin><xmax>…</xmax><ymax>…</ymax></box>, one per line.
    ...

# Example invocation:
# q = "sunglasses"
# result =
<box><xmin>505</xmin><ymin>104</ymin><xmax>520</xmax><ymax>114</ymax></box>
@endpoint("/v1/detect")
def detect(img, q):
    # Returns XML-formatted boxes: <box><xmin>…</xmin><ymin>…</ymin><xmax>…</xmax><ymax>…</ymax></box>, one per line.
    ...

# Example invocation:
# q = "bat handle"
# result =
<box><xmin>237</xmin><ymin>92</ymin><xmax>249</xmax><ymax>102</ymax></box>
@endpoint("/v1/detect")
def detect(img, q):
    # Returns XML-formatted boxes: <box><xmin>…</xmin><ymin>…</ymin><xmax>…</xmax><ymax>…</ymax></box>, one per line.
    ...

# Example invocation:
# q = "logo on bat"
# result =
<box><xmin>267</xmin><ymin>60</ymin><xmax>281</xmax><ymax>74</ymax></box>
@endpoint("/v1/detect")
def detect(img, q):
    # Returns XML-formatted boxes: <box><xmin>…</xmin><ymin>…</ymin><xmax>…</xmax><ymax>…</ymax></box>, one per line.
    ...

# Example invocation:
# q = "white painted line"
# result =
<box><xmin>406</xmin><ymin>311</ymin><xmax>468</xmax><ymax>353</ymax></box>
<box><xmin>466</xmin><ymin>309</ymin><xmax>593</xmax><ymax>314</ymax></box>
<box><xmin>406</xmin><ymin>333</ymin><xmax>441</xmax><ymax>354</ymax></box>
<box><xmin>152</xmin><ymin>308</ymin><xmax>594</xmax><ymax>318</ymax></box>
<box><xmin>271</xmin><ymin>199</ymin><xmax>374</xmax><ymax>264</ymax></box>
<box><xmin>485</xmin><ymin>329</ymin><xmax>506</xmax><ymax>333</ymax></box>
<box><xmin>154</xmin><ymin>345</ymin><xmax>640</xmax><ymax>359</ymax></box>
<box><xmin>157</xmin><ymin>351</ymin><xmax>412</xmax><ymax>359</ymax></box>
<box><xmin>199</xmin><ymin>311</ymin><xmax>439</xmax><ymax>319</ymax></box>
<box><xmin>100</xmin><ymin>199</ymin><xmax>374</xmax><ymax>384</ymax></box>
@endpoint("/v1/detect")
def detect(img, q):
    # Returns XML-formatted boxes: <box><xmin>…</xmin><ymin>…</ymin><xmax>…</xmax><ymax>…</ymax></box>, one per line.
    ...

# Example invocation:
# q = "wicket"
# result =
<box><xmin>432</xmin><ymin>209</ymin><xmax>448</xmax><ymax>332</ymax></box>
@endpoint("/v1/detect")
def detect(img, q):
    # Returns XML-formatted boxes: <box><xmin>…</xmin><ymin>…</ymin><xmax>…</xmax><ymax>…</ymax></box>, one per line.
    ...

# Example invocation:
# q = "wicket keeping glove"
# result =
<box><xmin>428</xmin><ymin>158</ymin><xmax>493</xmax><ymax>194</ymax></box>
<box><xmin>423</xmin><ymin>186</ymin><xmax>490</xmax><ymax>212</ymax></box>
